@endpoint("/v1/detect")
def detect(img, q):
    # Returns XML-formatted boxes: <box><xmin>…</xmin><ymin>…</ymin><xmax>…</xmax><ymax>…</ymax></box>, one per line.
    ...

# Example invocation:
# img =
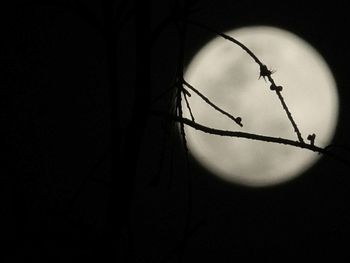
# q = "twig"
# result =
<box><xmin>151</xmin><ymin>110</ymin><xmax>350</xmax><ymax>166</ymax></box>
<box><xmin>277</xmin><ymin>90</ymin><xmax>304</xmax><ymax>142</ymax></box>
<box><xmin>187</xmin><ymin>19</ymin><xmax>305</xmax><ymax>143</ymax></box>
<box><xmin>180</xmin><ymin>116</ymin><xmax>316</xmax><ymax>150</ymax></box>
<box><xmin>183</xmin><ymin>79</ymin><xmax>242</xmax><ymax>127</ymax></box>
<box><xmin>183</xmin><ymin>92</ymin><xmax>195</xmax><ymax>122</ymax></box>
<box><xmin>174</xmin><ymin>14</ymin><xmax>194</xmax><ymax>263</ymax></box>
<box><xmin>176</xmin><ymin>87</ymin><xmax>188</xmax><ymax>153</ymax></box>
<box><xmin>188</xmin><ymin>20</ymin><xmax>262</xmax><ymax>65</ymax></box>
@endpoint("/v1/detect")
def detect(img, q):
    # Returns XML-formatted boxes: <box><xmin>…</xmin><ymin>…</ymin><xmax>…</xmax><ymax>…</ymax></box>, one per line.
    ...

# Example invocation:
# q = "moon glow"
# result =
<box><xmin>183</xmin><ymin>26</ymin><xmax>339</xmax><ymax>187</ymax></box>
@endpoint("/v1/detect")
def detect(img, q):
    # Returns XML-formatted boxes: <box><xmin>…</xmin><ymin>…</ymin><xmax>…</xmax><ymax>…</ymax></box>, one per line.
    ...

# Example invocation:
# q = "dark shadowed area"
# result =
<box><xmin>2</xmin><ymin>0</ymin><xmax>350</xmax><ymax>262</ymax></box>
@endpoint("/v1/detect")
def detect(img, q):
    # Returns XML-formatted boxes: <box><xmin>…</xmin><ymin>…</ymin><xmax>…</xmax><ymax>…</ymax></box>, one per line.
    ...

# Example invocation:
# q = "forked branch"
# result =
<box><xmin>187</xmin><ymin>19</ymin><xmax>305</xmax><ymax>143</ymax></box>
<box><xmin>151</xmin><ymin>110</ymin><xmax>350</xmax><ymax>166</ymax></box>
<box><xmin>182</xmin><ymin>79</ymin><xmax>243</xmax><ymax>127</ymax></box>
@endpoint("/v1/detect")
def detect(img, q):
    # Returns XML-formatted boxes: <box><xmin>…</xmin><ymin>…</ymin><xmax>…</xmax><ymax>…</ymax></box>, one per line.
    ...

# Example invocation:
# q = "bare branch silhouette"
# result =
<box><xmin>183</xmin><ymin>79</ymin><xmax>243</xmax><ymax>127</ymax></box>
<box><xmin>151</xmin><ymin>110</ymin><xmax>350</xmax><ymax>166</ymax></box>
<box><xmin>23</xmin><ymin>1</ymin><xmax>350</xmax><ymax>262</ymax></box>
<box><xmin>187</xmin><ymin>20</ymin><xmax>262</xmax><ymax>64</ymax></box>
<box><xmin>183</xmin><ymin>92</ymin><xmax>195</xmax><ymax>122</ymax></box>
<box><xmin>151</xmin><ymin>14</ymin><xmax>335</xmax><ymax>262</ymax></box>
<box><xmin>187</xmin><ymin>19</ymin><xmax>305</xmax><ymax>143</ymax></box>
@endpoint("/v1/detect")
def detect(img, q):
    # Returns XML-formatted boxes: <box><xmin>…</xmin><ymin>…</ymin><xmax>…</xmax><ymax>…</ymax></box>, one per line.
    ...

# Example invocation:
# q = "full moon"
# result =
<box><xmin>182</xmin><ymin>26</ymin><xmax>339</xmax><ymax>187</ymax></box>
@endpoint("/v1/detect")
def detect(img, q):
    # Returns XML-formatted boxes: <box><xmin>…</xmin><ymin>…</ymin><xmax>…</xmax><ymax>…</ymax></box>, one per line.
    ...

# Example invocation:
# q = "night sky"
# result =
<box><xmin>2</xmin><ymin>0</ymin><xmax>350</xmax><ymax>262</ymax></box>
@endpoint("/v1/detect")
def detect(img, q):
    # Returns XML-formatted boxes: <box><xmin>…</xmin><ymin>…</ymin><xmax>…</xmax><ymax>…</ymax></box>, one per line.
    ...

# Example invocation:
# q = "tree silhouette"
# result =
<box><xmin>149</xmin><ymin>4</ymin><xmax>350</xmax><ymax>261</ymax></box>
<box><xmin>4</xmin><ymin>0</ymin><xmax>350</xmax><ymax>262</ymax></box>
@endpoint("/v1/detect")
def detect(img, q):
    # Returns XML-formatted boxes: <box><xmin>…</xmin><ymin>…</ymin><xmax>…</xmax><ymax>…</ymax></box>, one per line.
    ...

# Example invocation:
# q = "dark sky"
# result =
<box><xmin>2</xmin><ymin>0</ymin><xmax>350</xmax><ymax>262</ymax></box>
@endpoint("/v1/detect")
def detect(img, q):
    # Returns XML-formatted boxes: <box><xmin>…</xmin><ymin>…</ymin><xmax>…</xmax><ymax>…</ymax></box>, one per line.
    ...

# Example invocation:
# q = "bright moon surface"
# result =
<box><xmin>183</xmin><ymin>26</ymin><xmax>339</xmax><ymax>187</ymax></box>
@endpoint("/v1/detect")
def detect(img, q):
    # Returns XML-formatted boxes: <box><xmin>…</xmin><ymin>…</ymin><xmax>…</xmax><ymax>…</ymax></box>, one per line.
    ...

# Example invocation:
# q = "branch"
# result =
<box><xmin>188</xmin><ymin>19</ymin><xmax>305</xmax><ymax>143</ymax></box>
<box><xmin>179</xmin><ymin>115</ymin><xmax>321</xmax><ymax>151</ymax></box>
<box><xmin>183</xmin><ymin>92</ymin><xmax>195</xmax><ymax>122</ymax></box>
<box><xmin>151</xmin><ymin>110</ymin><xmax>350</xmax><ymax>166</ymax></box>
<box><xmin>183</xmin><ymin>80</ymin><xmax>243</xmax><ymax>127</ymax></box>
<box><xmin>275</xmin><ymin>88</ymin><xmax>304</xmax><ymax>143</ymax></box>
<box><xmin>188</xmin><ymin>20</ymin><xmax>262</xmax><ymax>65</ymax></box>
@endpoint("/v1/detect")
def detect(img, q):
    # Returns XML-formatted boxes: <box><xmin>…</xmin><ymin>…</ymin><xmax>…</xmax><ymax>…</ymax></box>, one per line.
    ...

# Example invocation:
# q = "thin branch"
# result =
<box><xmin>181</xmin><ymin>115</ymin><xmax>318</xmax><ymax>150</ymax></box>
<box><xmin>188</xmin><ymin>19</ymin><xmax>262</xmax><ymax>65</ymax></box>
<box><xmin>183</xmin><ymin>79</ymin><xmax>243</xmax><ymax>127</ymax></box>
<box><xmin>176</xmin><ymin>87</ymin><xmax>188</xmax><ymax>153</ymax></box>
<box><xmin>151</xmin><ymin>110</ymin><xmax>350</xmax><ymax>166</ymax></box>
<box><xmin>275</xmin><ymin>89</ymin><xmax>304</xmax><ymax>143</ymax></box>
<box><xmin>173</xmin><ymin>16</ymin><xmax>189</xmax><ymax>158</ymax></box>
<box><xmin>187</xmin><ymin>19</ymin><xmax>305</xmax><ymax>143</ymax></box>
<box><xmin>183</xmin><ymin>92</ymin><xmax>195</xmax><ymax>122</ymax></box>
<box><xmin>174</xmin><ymin>15</ymin><xmax>194</xmax><ymax>263</ymax></box>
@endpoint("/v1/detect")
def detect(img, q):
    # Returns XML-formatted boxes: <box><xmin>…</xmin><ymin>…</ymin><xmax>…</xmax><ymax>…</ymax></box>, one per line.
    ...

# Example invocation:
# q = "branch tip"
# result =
<box><xmin>236</xmin><ymin>117</ymin><xmax>243</xmax><ymax>127</ymax></box>
<box><xmin>307</xmin><ymin>133</ymin><xmax>316</xmax><ymax>146</ymax></box>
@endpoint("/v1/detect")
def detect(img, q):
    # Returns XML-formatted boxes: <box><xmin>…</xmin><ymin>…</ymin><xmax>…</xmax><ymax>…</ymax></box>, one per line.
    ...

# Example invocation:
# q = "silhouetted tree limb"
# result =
<box><xmin>274</xmin><ymin>88</ymin><xmax>305</xmax><ymax>143</ymax></box>
<box><xmin>183</xmin><ymin>91</ymin><xmax>195</xmax><ymax>122</ymax></box>
<box><xmin>187</xmin><ymin>19</ymin><xmax>305</xmax><ymax>143</ymax></box>
<box><xmin>183</xmin><ymin>79</ymin><xmax>243</xmax><ymax>127</ymax></box>
<box><xmin>177</xmin><ymin>116</ymin><xmax>320</xmax><ymax>151</ymax></box>
<box><xmin>151</xmin><ymin>110</ymin><xmax>350</xmax><ymax>166</ymax></box>
<box><xmin>173</xmin><ymin>15</ymin><xmax>194</xmax><ymax>263</ymax></box>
